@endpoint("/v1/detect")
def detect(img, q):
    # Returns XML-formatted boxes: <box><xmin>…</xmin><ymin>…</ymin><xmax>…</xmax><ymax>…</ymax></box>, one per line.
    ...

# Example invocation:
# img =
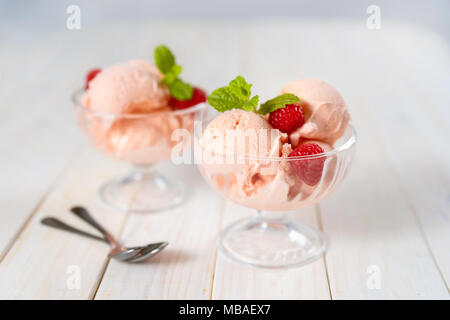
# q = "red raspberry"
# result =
<box><xmin>268</xmin><ymin>103</ymin><xmax>304</xmax><ymax>133</ymax></box>
<box><xmin>170</xmin><ymin>87</ymin><xmax>207</xmax><ymax>110</ymax></box>
<box><xmin>85</xmin><ymin>68</ymin><xmax>101</xmax><ymax>90</ymax></box>
<box><xmin>289</xmin><ymin>143</ymin><xmax>325</xmax><ymax>186</ymax></box>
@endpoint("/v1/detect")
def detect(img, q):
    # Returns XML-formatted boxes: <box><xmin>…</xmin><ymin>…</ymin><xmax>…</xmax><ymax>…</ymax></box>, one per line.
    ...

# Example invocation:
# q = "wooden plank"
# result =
<box><xmin>316</xmin><ymin>25</ymin><xmax>449</xmax><ymax>298</ymax></box>
<box><xmin>94</xmin><ymin>166</ymin><xmax>224</xmax><ymax>299</ymax></box>
<box><xmin>354</xmin><ymin>28</ymin><xmax>450</xmax><ymax>289</ymax></box>
<box><xmin>212</xmin><ymin>202</ymin><xmax>331</xmax><ymax>299</ymax></box>
<box><xmin>0</xmin><ymin>148</ymin><xmax>128</xmax><ymax>299</ymax></box>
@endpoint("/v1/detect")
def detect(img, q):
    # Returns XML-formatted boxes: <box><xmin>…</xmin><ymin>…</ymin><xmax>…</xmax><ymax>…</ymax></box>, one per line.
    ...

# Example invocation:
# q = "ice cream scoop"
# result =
<box><xmin>280</xmin><ymin>79</ymin><xmax>350</xmax><ymax>145</ymax></box>
<box><xmin>201</xmin><ymin>109</ymin><xmax>287</xmax><ymax>159</ymax></box>
<box><xmin>104</xmin><ymin>109</ymin><xmax>195</xmax><ymax>165</ymax></box>
<box><xmin>83</xmin><ymin>60</ymin><xmax>170</xmax><ymax>114</ymax></box>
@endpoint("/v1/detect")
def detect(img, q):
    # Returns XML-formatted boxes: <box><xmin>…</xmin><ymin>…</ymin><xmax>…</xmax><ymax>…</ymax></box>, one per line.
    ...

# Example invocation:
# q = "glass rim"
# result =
<box><xmin>199</xmin><ymin>124</ymin><xmax>357</xmax><ymax>161</ymax></box>
<box><xmin>71</xmin><ymin>88</ymin><xmax>207</xmax><ymax>119</ymax></box>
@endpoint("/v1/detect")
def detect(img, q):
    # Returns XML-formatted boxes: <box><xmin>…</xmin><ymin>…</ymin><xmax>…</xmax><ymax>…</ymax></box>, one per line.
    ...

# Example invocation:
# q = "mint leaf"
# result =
<box><xmin>208</xmin><ymin>77</ymin><xmax>300</xmax><ymax>115</ymax></box>
<box><xmin>154</xmin><ymin>45</ymin><xmax>175</xmax><ymax>73</ymax></box>
<box><xmin>208</xmin><ymin>87</ymin><xmax>243</xmax><ymax>112</ymax></box>
<box><xmin>162</xmin><ymin>64</ymin><xmax>182</xmax><ymax>84</ymax></box>
<box><xmin>154</xmin><ymin>45</ymin><xmax>194</xmax><ymax>101</ymax></box>
<box><xmin>256</xmin><ymin>93</ymin><xmax>300</xmax><ymax>114</ymax></box>
<box><xmin>242</xmin><ymin>95</ymin><xmax>259</xmax><ymax>111</ymax></box>
<box><xmin>168</xmin><ymin>79</ymin><xmax>193</xmax><ymax>100</ymax></box>
<box><xmin>229</xmin><ymin>76</ymin><xmax>252</xmax><ymax>100</ymax></box>
<box><xmin>208</xmin><ymin>76</ymin><xmax>260</xmax><ymax>112</ymax></box>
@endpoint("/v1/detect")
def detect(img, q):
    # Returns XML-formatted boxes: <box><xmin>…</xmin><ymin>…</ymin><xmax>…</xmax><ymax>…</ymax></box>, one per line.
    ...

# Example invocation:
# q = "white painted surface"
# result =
<box><xmin>0</xmin><ymin>21</ymin><xmax>448</xmax><ymax>299</ymax></box>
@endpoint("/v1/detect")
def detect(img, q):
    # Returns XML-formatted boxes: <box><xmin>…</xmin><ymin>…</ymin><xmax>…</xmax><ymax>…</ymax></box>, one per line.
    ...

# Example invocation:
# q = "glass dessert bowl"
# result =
<box><xmin>73</xmin><ymin>46</ymin><xmax>208</xmax><ymax>213</ymax></box>
<box><xmin>196</xmin><ymin>111</ymin><xmax>356</xmax><ymax>268</ymax></box>
<box><xmin>73</xmin><ymin>89</ymin><xmax>206</xmax><ymax>212</ymax></box>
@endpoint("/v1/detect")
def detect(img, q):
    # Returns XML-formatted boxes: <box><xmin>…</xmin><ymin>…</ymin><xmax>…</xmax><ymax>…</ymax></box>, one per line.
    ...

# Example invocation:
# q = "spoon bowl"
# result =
<box><xmin>109</xmin><ymin>242</ymin><xmax>169</xmax><ymax>262</ymax></box>
<box><xmin>112</xmin><ymin>242</ymin><xmax>168</xmax><ymax>262</ymax></box>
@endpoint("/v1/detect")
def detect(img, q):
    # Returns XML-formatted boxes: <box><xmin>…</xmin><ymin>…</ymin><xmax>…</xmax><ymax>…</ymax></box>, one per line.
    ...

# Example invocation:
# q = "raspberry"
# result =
<box><xmin>268</xmin><ymin>103</ymin><xmax>304</xmax><ymax>133</ymax></box>
<box><xmin>85</xmin><ymin>68</ymin><xmax>101</xmax><ymax>90</ymax></box>
<box><xmin>170</xmin><ymin>87</ymin><xmax>207</xmax><ymax>110</ymax></box>
<box><xmin>288</xmin><ymin>143</ymin><xmax>325</xmax><ymax>186</ymax></box>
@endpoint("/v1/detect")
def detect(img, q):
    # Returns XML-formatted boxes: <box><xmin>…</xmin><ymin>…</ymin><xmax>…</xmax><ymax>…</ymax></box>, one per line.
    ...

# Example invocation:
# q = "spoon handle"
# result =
<box><xmin>41</xmin><ymin>217</ymin><xmax>107</xmax><ymax>243</ymax></box>
<box><xmin>70</xmin><ymin>206</ymin><xmax>121</xmax><ymax>247</ymax></box>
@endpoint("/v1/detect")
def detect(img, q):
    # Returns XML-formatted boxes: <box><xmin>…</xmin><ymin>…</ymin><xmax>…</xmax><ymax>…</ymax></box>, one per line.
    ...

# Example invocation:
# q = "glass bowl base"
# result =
<box><xmin>218</xmin><ymin>216</ymin><xmax>327</xmax><ymax>268</ymax></box>
<box><xmin>98</xmin><ymin>169</ymin><xmax>185</xmax><ymax>213</ymax></box>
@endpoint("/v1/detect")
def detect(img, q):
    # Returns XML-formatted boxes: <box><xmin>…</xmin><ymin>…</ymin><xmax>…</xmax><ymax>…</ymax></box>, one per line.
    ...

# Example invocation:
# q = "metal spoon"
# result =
<box><xmin>40</xmin><ymin>209</ymin><xmax>167</xmax><ymax>263</ymax></box>
<box><xmin>41</xmin><ymin>216</ymin><xmax>168</xmax><ymax>262</ymax></box>
<box><xmin>70</xmin><ymin>206</ymin><xmax>168</xmax><ymax>262</ymax></box>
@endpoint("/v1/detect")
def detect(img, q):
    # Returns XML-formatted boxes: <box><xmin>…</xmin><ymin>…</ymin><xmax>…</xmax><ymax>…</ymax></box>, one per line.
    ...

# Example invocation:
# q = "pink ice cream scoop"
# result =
<box><xmin>104</xmin><ymin>109</ymin><xmax>194</xmax><ymax>165</ymax></box>
<box><xmin>280</xmin><ymin>79</ymin><xmax>350</xmax><ymax>146</ymax></box>
<box><xmin>200</xmin><ymin>109</ymin><xmax>287</xmax><ymax>159</ymax></box>
<box><xmin>83</xmin><ymin>60</ymin><xmax>170</xmax><ymax>114</ymax></box>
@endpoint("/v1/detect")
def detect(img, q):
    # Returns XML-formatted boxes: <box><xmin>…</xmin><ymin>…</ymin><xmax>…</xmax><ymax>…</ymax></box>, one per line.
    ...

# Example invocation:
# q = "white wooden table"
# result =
<box><xmin>0</xmin><ymin>21</ymin><xmax>449</xmax><ymax>299</ymax></box>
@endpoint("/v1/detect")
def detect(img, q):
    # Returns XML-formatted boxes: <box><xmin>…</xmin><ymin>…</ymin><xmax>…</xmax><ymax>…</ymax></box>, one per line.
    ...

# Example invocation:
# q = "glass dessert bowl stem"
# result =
<box><xmin>98</xmin><ymin>164</ymin><xmax>185</xmax><ymax>213</ymax></box>
<box><xmin>218</xmin><ymin>209</ymin><xmax>327</xmax><ymax>268</ymax></box>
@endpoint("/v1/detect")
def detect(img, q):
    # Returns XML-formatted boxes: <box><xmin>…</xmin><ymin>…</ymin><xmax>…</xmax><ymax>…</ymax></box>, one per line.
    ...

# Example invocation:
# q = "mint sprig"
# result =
<box><xmin>208</xmin><ymin>75</ymin><xmax>299</xmax><ymax>114</ymax></box>
<box><xmin>154</xmin><ymin>45</ymin><xmax>193</xmax><ymax>101</ymax></box>
<box><xmin>229</xmin><ymin>76</ymin><xmax>252</xmax><ymax>100</ymax></box>
<box><xmin>208</xmin><ymin>76</ymin><xmax>259</xmax><ymax>112</ymax></box>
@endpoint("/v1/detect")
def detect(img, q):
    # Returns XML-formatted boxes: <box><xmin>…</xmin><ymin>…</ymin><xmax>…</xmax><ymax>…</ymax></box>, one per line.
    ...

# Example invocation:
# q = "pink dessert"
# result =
<box><xmin>200</xmin><ymin>109</ymin><xmax>287</xmax><ymax>158</ymax></box>
<box><xmin>104</xmin><ymin>111</ymin><xmax>191</xmax><ymax>164</ymax></box>
<box><xmin>280</xmin><ymin>79</ymin><xmax>350</xmax><ymax>146</ymax></box>
<box><xmin>73</xmin><ymin>46</ymin><xmax>208</xmax><ymax>212</ymax></box>
<box><xmin>83</xmin><ymin>60</ymin><xmax>170</xmax><ymax>114</ymax></box>
<box><xmin>198</xmin><ymin>76</ymin><xmax>351</xmax><ymax>211</ymax></box>
<box><xmin>77</xmin><ymin>47</ymin><xmax>206</xmax><ymax>165</ymax></box>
